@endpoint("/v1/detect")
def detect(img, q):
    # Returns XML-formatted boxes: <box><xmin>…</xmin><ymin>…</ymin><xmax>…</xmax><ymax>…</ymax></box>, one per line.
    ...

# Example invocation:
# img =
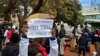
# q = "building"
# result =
<box><xmin>82</xmin><ymin>7</ymin><xmax>100</xmax><ymax>28</ymax></box>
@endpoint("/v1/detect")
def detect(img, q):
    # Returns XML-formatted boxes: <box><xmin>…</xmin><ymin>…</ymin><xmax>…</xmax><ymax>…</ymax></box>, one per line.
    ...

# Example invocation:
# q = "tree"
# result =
<box><xmin>0</xmin><ymin>0</ymin><xmax>84</xmax><ymax>26</ymax></box>
<box><xmin>0</xmin><ymin>0</ymin><xmax>47</xmax><ymax>34</ymax></box>
<box><xmin>0</xmin><ymin>0</ymin><xmax>46</xmax><ymax>21</ymax></box>
<box><xmin>0</xmin><ymin>0</ymin><xmax>8</xmax><ymax>19</ymax></box>
<box><xmin>39</xmin><ymin>0</ymin><xmax>84</xmax><ymax>26</ymax></box>
<box><xmin>55</xmin><ymin>0</ymin><xmax>84</xmax><ymax>26</ymax></box>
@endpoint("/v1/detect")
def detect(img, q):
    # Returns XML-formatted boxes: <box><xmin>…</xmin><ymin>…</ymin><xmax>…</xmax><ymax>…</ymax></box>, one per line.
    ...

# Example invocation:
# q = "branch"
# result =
<box><xmin>43</xmin><ymin>0</ymin><xmax>48</xmax><ymax>6</ymax></box>
<box><xmin>29</xmin><ymin>0</ymin><xmax>34</xmax><ymax>3</ymax></box>
<box><xmin>20</xmin><ymin>0</ymin><xmax>28</xmax><ymax>5</ymax></box>
<box><xmin>19</xmin><ymin>0</ymin><xmax>29</xmax><ymax>19</ymax></box>
<box><xmin>10</xmin><ymin>0</ymin><xmax>18</xmax><ymax>12</ymax></box>
<box><xmin>30</xmin><ymin>0</ymin><xmax>44</xmax><ymax>15</ymax></box>
<box><xmin>23</xmin><ymin>4</ymin><xmax>29</xmax><ymax>19</ymax></box>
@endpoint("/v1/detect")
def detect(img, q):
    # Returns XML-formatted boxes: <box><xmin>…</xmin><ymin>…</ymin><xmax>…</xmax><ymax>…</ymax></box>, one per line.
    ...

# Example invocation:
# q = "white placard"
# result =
<box><xmin>27</xmin><ymin>19</ymin><xmax>54</xmax><ymax>38</ymax></box>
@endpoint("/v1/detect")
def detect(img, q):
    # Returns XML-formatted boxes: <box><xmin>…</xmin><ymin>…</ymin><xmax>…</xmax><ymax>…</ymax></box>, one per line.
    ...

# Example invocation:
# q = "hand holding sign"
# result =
<box><xmin>27</xmin><ymin>19</ymin><xmax>54</xmax><ymax>38</ymax></box>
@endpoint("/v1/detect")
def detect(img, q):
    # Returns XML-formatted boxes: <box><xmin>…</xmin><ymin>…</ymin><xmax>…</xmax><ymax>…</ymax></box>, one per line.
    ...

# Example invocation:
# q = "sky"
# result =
<box><xmin>79</xmin><ymin>0</ymin><xmax>100</xmax><ymax>7</ymax></box>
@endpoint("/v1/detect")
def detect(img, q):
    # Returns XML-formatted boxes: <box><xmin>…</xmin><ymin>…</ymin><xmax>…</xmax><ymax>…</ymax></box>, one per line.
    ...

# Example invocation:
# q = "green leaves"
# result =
<box><xmin>0</xmin><ymin>0</ymin><xmax>83</xmax><ymax>25</ymax></box>
<box><xmin>38</xmin><ymin>0</ymin><xmax>84</xmax><ymax>26</ymax></box>
<box><xmin>56</xmin><ymin>0</ymin><xmax>83</xmax><ymax>26</ymax></box>
<box><xmin>0</xmin><ymin>0</ymin><xmax>8</xmax><ymax>17</ymax></box>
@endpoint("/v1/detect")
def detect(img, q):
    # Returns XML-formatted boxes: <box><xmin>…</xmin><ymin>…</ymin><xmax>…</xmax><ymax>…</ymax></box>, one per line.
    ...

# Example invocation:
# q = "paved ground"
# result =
<box><xmin>64</xmin><ymin>44</ymin><xmax>96</xmax><ymax>56</ymax></box>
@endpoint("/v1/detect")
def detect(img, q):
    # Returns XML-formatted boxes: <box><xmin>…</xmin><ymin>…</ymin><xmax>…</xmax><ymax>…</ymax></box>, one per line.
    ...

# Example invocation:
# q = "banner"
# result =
<box><xmin>27</xmin><ymin>19</ymin><xmax>54</xmax><ymax>38</ymax></box>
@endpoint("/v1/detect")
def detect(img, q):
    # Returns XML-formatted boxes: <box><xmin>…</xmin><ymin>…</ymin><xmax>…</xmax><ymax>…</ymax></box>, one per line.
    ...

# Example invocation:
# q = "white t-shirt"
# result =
<box><xmin>19</xmin><ymin>37</ymin><xmax>29</xmax><ymax>56</ymax></box>
<box><xmin>48</xmin><ymin>39</ymin><xmax>58</xmax><ymax>56</ymax></box>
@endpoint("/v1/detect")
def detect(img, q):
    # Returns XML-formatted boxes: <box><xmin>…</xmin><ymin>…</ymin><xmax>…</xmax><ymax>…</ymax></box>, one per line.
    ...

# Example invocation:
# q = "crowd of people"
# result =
<box><xmin>0</xmin><ymin>21</ymin><xmax>100</xmax><ymax>56</ymax></box>
<box><xmin>56</xmin><ymin>23</ymin><xmax>100</xmax><ymax>56</ymax></box>
<box><xmin>70</xmin><ymin>24</ymin><xmax>100</xmax><ymax>56</ymax></box>
<box><xmin>1</xmin><ymin>21</ymin><xmax>59</xmax><ymax>56</ymax></box>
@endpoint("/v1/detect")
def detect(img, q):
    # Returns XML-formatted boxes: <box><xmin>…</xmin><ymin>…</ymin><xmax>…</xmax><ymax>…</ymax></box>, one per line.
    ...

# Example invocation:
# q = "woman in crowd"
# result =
<box><xmin>19</xmin><ymin>21</ymin><xmax>29</xmax><ymax>56</ymax></box>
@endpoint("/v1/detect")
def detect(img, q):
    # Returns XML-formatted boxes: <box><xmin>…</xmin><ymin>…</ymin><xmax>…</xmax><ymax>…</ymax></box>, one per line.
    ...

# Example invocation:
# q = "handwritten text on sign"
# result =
<box><xmin>27</xmin><ymin>19</ymin><xmax>54</xmax><ymax>38</ymax></box>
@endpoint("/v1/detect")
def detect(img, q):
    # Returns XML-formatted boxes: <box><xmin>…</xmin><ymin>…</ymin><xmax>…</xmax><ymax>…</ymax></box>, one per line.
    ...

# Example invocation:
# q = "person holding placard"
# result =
<box><xmin>19</xmin><ymin>19</ymin><xmax>58</xmax><ymax>56</ymax></box>
<box><xmin>28</xmin><ymin>25</ymin><xmax>58</xmax><ymax>56</ymax></box>
<box><xmin>19</xmin><ymin>21</ymin><xmax>29</xmax><ymax>56</ymax></box>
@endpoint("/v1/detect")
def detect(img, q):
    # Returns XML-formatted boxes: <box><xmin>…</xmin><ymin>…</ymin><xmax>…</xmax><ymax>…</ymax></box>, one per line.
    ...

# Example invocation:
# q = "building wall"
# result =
<box><xmin>83</xmin><ymin>14</ymin><xmax>100</xmax><ymax>22</ymax></box>
<box><xmin>83</xmin><ymin>14</ymin><xmax>100</xmax><ymax>19</ymax></box>
<box><xmin>82</xmin><ymin>7</ymin><xmax>100</xmax><ymax>22</ymax></box>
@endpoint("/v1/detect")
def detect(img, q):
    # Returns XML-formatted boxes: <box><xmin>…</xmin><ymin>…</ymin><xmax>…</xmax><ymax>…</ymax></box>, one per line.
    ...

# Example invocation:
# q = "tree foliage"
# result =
<box><xmin>0</xmin><ymin>0</ymin><xmax>9</xmax><ymax>18</ymax></box>
<box><xmin>39</xmin><ymin>0</ymin><xmax>84</xmax><ymax>26</ymax></box>
<box><xmin>55</xmin><ymin>0</ymin><xmax>84</xmax><ymax>26</ymax></box>
<box><xmin>0</xmin><ymin>0</ymin><xmax>46</xmax><ymax>21</ymax></box>
<box><xmin>0</xmin><ymin>0</ymin><xmax>84</xmax><ymax>26</ymax></box>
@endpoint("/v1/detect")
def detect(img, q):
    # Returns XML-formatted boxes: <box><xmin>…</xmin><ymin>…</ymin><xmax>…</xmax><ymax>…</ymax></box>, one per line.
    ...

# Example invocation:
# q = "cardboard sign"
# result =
<box><xmin>27</xmin><ymin>19</ymin><xmax>54</xmax><ymax>38</ymax></box>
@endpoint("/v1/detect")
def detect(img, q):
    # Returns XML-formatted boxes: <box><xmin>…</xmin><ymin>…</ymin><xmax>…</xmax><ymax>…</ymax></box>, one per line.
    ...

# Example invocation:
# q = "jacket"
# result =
<box><xmin>2</xmin><ymin>43</ymin><xmax>19</xmax><ymax>56</ymax></box>
<box><xmin>78</xmin><ymin>35</ymin><xmax>88</xmax><ymax>49</ymax></box>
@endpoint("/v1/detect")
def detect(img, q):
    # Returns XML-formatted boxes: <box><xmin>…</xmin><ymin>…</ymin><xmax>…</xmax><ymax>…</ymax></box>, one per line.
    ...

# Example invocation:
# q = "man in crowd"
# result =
<box><xmin>59</xmin><ymin>24</ymin><xmax>66</xmax><ymax>56</ymax></box>
<box><xmin>19</xmin><ymin>21</ymin><xmax>29</xmax><ymax>56</ymax></box>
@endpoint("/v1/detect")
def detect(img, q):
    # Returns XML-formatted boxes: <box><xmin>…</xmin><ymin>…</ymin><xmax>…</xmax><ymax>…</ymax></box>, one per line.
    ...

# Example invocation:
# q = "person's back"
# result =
<box><xmin>78</xmin><ymin>32</ymin><xmax>88</xmax><ymax>47</ymax></box>
<box><xmin>2</xmin><ymin>33</ymin><xmax>20</xmax><ymax>56</ymax></box>
<box><xmin>78</xmin><ymin>33</ymin><xmax>88</xmax><ymax>56</ymax></box>
<box><xmin>78</xmin><ymin>36</ymin><xmax>88</xmax><ymax>47</ymax></box>
<box><xmin>2</xmin><ymin>43</ymin><xmax>19</xmax><ymax>56</ymax></box>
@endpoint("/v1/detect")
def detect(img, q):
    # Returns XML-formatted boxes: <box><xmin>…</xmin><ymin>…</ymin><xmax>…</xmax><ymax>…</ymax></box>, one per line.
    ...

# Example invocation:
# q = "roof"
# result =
<box><xmin>82</xmin><ymin>7</ymin><xmax>100</xmax><ymax>15</ymax></box>
<box><xmin>82</xmin><ymin>13</ymin><xmax>100</xmax><ymax>15</ymax></box>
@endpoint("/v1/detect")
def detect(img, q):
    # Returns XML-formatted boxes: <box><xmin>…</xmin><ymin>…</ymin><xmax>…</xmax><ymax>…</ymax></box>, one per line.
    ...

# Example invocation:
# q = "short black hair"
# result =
<box><xmin>61</xmin><ymin>24</ymin><xmax>64</xmax><ymax>28</ymax></box>
<box><xmin>10</xmin><ymin>33</ymin><xmax>20</xmax><ymax>43</ymax></box>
